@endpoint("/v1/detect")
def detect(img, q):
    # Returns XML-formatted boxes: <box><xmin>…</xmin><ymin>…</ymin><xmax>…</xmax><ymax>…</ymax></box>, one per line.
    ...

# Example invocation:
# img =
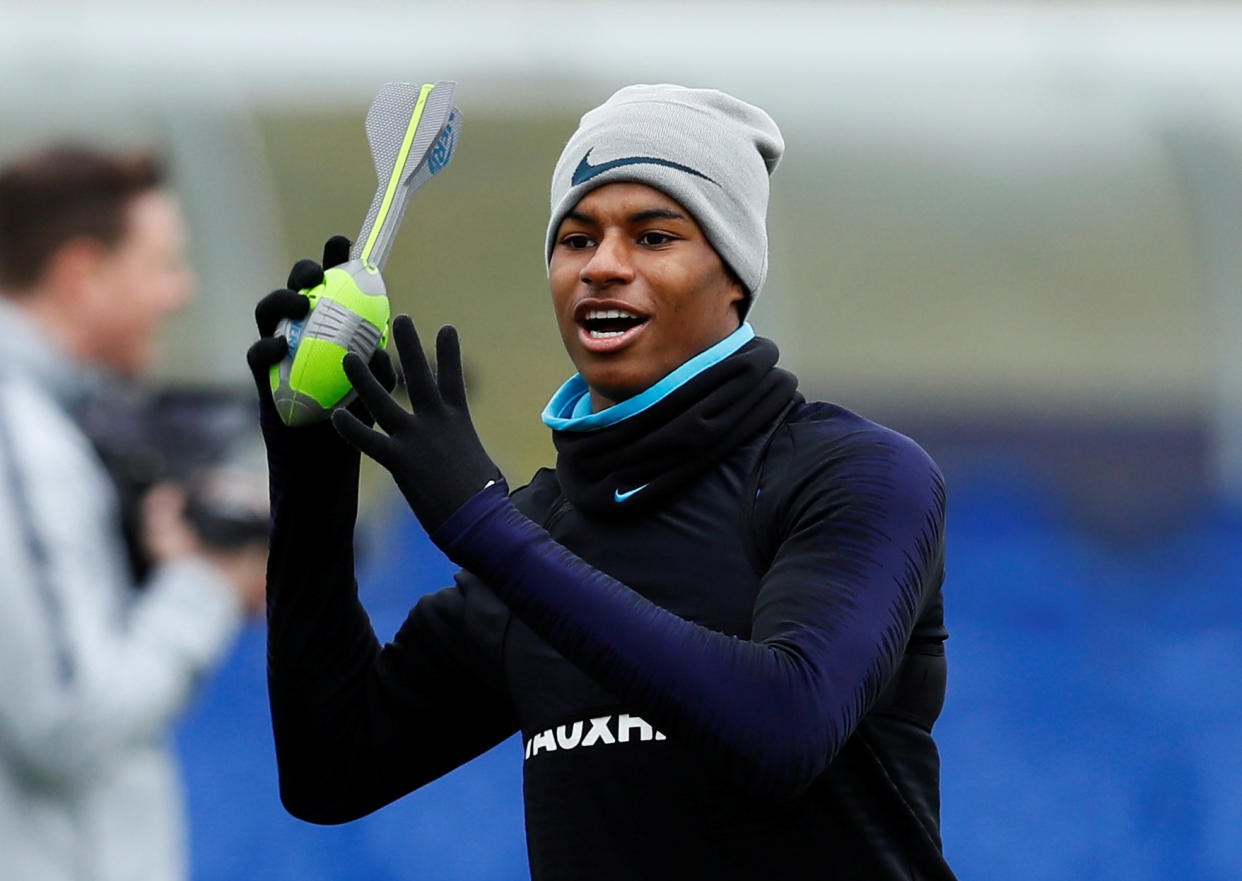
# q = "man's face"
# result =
<box><xmin>549</xmin><ymin>182</ymin><xmax>744</xmax><ymax>410</ymax></box>
<box><xmin>82</xmin><ymin>190</ymin><xmax>194</xmax><ymax>376</ymax></box>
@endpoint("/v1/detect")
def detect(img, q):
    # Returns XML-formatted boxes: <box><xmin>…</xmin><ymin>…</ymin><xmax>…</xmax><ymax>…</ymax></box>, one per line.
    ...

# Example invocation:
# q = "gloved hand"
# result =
<box><xmin>246</xmin><ymin>235</ymin><xmax>395</xmax><ymax>457</ymax></box>
<box><xmin>332</xmin><ymin>314</ymin><xmax>502</xmax><ymax>534</ymax></box>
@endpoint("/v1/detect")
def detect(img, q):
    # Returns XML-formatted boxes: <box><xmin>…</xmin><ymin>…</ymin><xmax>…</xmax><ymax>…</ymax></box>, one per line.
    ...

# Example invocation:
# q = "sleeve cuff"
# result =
<box><xmin>430</xmin><ymin>479</ymin><xmax>512</xmax><ymax>547</ymax></box>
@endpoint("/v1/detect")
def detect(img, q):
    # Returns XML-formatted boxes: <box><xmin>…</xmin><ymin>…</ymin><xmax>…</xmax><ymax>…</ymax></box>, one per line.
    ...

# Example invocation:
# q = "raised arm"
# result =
<box><xmin>430</xmin><ymin>429</ymin><xmax>945</xmax><ymax>798</ymax></box>
<box><xmin>249</xmin><ymin>242</ymin><xmax>517</xmax><ymax>823</ymax></box>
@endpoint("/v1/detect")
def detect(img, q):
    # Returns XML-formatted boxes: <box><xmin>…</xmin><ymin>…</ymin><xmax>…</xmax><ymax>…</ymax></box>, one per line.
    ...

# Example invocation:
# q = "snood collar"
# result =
<box><xmin>547</xmin><ymin>334</ymin><xmax>800</xmax><ymax>516</ymax></box>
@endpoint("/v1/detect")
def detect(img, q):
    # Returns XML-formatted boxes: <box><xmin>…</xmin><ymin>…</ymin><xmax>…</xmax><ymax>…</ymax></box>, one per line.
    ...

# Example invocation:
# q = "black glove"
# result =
<box><xmin>332</xmin><ymin>314</ymin><xmax>502</xmax><ymax>534</ymax></box>
<box><xmin>246</xmin><ymin>235</ymin><xmax>395</xmax><ymax>456</ymax></box>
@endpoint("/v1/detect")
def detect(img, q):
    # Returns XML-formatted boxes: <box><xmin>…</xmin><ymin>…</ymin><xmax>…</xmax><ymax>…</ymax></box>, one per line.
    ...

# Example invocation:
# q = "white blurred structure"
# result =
<box><xmin>3</xmin><ymin>3</ymin><xmax>1242</xmax><ymax>112</ymax></box>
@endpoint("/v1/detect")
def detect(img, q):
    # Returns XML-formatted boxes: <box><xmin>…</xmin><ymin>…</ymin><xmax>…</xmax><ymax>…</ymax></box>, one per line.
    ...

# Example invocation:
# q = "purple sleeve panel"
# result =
<box><xmin>431</xmin><ymin>433</ymin><xmax>946</xmax><ymax>799</ymax></box>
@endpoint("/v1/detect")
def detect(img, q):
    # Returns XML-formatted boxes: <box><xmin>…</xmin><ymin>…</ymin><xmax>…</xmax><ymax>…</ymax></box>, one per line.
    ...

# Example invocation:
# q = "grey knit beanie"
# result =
<box><xmin>546</xmin><ymin>84</ymin><xmax>784</xmax><ymax>299</ymax></box>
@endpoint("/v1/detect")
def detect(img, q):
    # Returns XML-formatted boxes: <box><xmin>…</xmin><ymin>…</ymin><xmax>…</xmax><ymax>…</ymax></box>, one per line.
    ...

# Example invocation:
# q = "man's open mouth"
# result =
<box><xmin>579</xmin><ymin>307</ymin><xmax>649</xmax><ymax>340</ymax></box>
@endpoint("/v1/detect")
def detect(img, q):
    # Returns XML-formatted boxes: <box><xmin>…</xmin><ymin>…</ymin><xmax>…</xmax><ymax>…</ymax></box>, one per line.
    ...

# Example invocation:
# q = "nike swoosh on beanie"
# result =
<box><xmin>571</xmin><ymin>150</ymin><xmax>718</xmax><ymax>187</ymax></box>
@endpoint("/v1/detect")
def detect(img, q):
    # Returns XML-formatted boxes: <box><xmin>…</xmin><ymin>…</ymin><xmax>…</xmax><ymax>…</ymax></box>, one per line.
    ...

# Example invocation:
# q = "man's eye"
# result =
<box><xmin>561</xmin><ymin>234</ymin><xmax>593</xmax><ymax>249</ymax></box>
<box><xmin>637</xmin><ymin>232</ymin><xmax>673</xmax><ymax>246</ymax></box>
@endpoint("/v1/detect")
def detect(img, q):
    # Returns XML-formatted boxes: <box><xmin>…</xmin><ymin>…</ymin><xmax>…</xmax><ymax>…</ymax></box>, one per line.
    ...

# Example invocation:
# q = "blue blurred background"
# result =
<box><xmin>4</xmin><ymin>2</ymin><xmax>1241</xmax><ymax>878</ymax></box>
<box><xmin>173</xmin><ymin>454</ymin><xmax>1242</xmax><ymax>881</ymax></box>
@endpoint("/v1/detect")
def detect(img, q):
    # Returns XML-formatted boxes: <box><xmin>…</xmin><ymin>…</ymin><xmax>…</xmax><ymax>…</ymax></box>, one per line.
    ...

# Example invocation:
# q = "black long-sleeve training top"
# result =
<box><xmin>265</xmin><ymin>333</ymin><xmax>956</xmax><ymax>880</ymax></box>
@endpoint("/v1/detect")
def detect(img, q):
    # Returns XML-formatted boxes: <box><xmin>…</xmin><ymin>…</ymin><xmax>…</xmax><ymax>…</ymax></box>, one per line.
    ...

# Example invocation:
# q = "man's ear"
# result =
<box><xmin>725</xmin><ymin>274</ymin><xmax>749</xmax><ymax>324</ymax></box>
<box><xmin>733</xmin><ymin>292</ymin><xmax>753</xmax><ymax>322</ymax></box>
<box><xmin>720</xmin><ymin>260</ymin><xmax>748</xmax><ymax>322</ymax></box>
<box><xmin>42</xmin><ymin>236</ymin><xmax>109</xmax><ymax>304</ymax></box>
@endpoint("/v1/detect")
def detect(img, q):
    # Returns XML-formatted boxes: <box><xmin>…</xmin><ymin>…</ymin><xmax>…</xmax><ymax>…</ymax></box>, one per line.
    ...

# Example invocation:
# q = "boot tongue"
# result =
<box><xmin>551</xmin><ymin>336</ymin><xmax>800</xmax><ymax>516</ymax></box>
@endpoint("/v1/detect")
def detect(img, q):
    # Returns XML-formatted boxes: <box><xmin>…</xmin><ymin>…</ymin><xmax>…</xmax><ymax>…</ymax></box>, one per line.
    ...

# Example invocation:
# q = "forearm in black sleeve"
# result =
<box><xmin>430</xmin><ymin>433</ymin><xmax>946</xmax><ymax>799</ymax></box>
<box><xmin>264</xmin><ymin>422</ymin><xmax>516</xmax><ymax>823</ymax></box>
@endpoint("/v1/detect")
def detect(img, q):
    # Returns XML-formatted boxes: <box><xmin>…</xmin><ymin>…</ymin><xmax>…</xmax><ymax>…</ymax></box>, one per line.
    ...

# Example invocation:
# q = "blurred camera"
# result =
<box><xmin>75</xmin><ymin>384</ymin><xmax>268</xmax><ymax>582</ymax></box>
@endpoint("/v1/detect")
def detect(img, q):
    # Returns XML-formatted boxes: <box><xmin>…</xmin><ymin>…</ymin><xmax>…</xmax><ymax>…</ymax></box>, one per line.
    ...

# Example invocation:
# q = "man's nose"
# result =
<box><xmin>580</xmin><ymin>233</ymin><xmax>635</xmax><ymax>288</ymax></box>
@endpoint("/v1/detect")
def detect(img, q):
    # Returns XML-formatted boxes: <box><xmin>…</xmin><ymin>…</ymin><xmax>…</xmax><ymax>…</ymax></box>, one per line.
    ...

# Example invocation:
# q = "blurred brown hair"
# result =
<box><xmin>0</xmin><ymin>144</ymin><xmax>165</xmax><ymax>292</ymax></box>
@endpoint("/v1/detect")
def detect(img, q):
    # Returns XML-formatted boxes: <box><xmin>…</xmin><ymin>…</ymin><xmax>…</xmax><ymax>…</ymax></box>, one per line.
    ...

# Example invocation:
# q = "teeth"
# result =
<box><xmin>585</xmin><ymin>308</ymin><xmax>638</xmax><ymax>321</ymax></box>
<box><xmin>588</xmin><ymin>329</ymin><xmax>625</xmax><ymax>339</ymax></box>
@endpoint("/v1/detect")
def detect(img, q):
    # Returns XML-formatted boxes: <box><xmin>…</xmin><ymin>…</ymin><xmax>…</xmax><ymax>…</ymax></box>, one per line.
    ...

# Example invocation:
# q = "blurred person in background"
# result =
<box><xmin>0</xmin><ymin>144</ymin><xmax>267</xmax><ymax>881</ymax></box>
<box><xmin>251</xmin><ymin>86</ymin><xmax>954</xmax><ymax>880</ymax></box>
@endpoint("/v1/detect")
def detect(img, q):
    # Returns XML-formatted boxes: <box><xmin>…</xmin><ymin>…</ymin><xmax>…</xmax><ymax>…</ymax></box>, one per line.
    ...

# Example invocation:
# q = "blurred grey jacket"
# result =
<box><xmin>0</xmin><ymin>298</ymin><xmax>243</xmax><ymax>881</ymax></box>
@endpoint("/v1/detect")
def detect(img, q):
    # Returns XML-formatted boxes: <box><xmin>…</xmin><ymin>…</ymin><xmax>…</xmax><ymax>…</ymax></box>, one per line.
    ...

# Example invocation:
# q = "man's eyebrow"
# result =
<box><xmin>629</xmin><ymin>208</ymin><xmax>685</xmax><ymax>223</ymax></box>
<box><xmin>561</xmin><ymin>207</ymin><xmax>686</xmax><ymax>227</ymax></box>
<box><xmin>563</xmin><ymin>210</ymin><xmax>596</xmax><ymax>226</ymax></box>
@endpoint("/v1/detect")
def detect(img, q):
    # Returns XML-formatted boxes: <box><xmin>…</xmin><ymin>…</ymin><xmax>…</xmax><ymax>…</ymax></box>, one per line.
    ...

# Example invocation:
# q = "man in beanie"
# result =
<box><xmin>251</xmin><ymin>85</ymin><xmax>955</xmax><ymax>880</ymax></box>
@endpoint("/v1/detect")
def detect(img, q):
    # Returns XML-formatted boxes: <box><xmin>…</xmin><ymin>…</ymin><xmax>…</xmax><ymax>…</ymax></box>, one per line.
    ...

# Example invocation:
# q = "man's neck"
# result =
<box><xmin>7</xmin><ymin>286</ymin><xmax>91</xmax><ymax>365</ymax></box>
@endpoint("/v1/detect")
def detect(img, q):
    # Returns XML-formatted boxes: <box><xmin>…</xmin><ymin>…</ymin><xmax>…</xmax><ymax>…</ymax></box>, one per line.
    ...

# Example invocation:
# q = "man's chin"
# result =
<box><xmin>579</xmin><ymin>369</ymin><xmax>654</xmax><ymax>412</ymax></box>
<box><xmin>98</xmin><ymin>346</ymin><xmax>152</xmax><ymax>379</ymax></box>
